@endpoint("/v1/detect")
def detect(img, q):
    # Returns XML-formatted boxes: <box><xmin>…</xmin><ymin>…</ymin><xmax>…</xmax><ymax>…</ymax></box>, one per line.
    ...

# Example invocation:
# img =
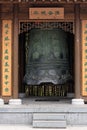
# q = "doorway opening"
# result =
<box><xmin>18</xmin><ymin>21</ymin><xmax>74</xmax><ymax>99</ymax></box>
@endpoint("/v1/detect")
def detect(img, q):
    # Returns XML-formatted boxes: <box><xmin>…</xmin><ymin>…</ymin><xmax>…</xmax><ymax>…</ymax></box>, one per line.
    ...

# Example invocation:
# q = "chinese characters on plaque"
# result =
<box><xmin>29</xmin><ymin>8</ymin><xmax>64</xmax><ymax>19</ymax></box>
<box><xmin>2</xmin><ymin>20</ymin><xmax>12</xmax><ymax>96</ymax></box>
<box><xmin>82</xmin><ymin>20</ymin><xmax>87</xmax><ymax>96</ymax></box>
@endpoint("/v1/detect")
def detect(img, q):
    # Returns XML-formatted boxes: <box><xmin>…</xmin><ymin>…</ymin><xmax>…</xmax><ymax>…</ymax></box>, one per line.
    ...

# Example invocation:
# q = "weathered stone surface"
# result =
<box><xmin>33</xmin><ymin>113</ymin><xmax>65</xmax><ymax>120</ymax></box>
<box><xmin>33</xmin><ymin>120</ymin><xmax>66</xmax><ymax>128</ymax></box>
<box><xmin>9</xmin><ymin>99</ymin><xmax>22</xmax><ymax>105</ymax></box>
<box><xmin>0</xmin><ymin>99</ymin><xmax>4</xmax><ymax>105</ymax></box>
<box><xmin>72</xmin><ymin>99</ymin><xmax>84</xmax><ymax>105</ymax></box>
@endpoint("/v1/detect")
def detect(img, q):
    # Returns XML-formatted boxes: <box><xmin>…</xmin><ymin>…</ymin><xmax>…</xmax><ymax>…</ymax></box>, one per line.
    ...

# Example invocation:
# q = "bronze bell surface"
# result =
<box><xmin>23</xmin><ymin>28</ymin><xmax>72</xmax><ymax>85</ymax></box>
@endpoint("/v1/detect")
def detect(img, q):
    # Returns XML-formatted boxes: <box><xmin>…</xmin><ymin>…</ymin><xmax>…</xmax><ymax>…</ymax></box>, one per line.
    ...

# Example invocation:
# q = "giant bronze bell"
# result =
<box><xmin>24</xmin><ymin>28</ymin><xmax>72</xmax><ymax>85</ymax></box>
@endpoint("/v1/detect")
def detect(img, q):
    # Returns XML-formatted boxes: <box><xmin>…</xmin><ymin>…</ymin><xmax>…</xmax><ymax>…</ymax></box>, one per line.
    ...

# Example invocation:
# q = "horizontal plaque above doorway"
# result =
<box><xmin>29</xmin><ymin>8</ymin><xmax>64</xmax><ymax>20</ymax></box>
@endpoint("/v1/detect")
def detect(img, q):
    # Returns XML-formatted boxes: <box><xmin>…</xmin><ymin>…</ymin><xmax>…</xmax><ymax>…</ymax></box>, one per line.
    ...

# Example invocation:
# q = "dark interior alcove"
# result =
<box><xmin>18</xmin><ymin>21</ymin><xmax>74</xmax><ymax>98</ymax></box>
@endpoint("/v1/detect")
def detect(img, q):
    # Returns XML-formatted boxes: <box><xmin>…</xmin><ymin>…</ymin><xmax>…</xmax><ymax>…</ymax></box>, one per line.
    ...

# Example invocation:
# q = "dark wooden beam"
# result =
<box><xmin>13</xmin><ymin>4</ymin><xmax>19</xmax><ymax>98</ymax></box>
<box><xmin>74</xmin><ymin>4</ymin><xmax>81</xmax><ymax>98</ymax></box>
<box><xmin>0</xmin><ymin>0</ymin><xmax>87</xmax><ymax>4</ymax></box>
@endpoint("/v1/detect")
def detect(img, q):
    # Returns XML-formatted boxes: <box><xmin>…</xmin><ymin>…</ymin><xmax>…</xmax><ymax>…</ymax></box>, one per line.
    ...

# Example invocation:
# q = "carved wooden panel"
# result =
<box><xmin>29</xmin><ymin>8</ymin><xmax>64</xmax><ymax>19</ymax></box>
<box><xmin>2</xmin><ymin>20</ymin><xmax>12</xmax><ymax>96</ymax></box>
<box><xmin>82</xmin><ymin>20</ymin><xmax>87</xmax><ymax>96</ymax></box>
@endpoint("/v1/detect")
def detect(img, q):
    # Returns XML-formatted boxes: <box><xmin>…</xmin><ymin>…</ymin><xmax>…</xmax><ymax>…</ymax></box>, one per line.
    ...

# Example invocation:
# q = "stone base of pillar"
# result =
<box><xmin>0</xmin><ymin>99</ymin><xmax>4</xmax><ymax>105</ymax></box>
<box><xmin>72</xmin><ymin>99</ymin><xmax>84</xmax><ymax>105</ymax></box>
<box><xmin>9</xmin><ymin>99</ymin><xmax>22</xmax><ymax>105</ymax></box>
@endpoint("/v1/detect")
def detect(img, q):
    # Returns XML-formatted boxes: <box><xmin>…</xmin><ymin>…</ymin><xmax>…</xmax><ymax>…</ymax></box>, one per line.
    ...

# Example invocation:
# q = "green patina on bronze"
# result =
<box><xmin>24</xmin><ymin>28</ymin><xmax>72</xmax><ymax>85</ymax></box>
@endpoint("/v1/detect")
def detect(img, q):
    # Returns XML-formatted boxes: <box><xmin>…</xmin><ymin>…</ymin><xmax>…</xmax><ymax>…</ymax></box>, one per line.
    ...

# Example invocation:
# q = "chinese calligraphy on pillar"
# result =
<box><xmin>29</xmin><ymin>8</ymin><xmax>64</xmax><ymax>19</ymax></box>
<box><xmin>2</xmin><ymin>20</ymin><xmax>12</xmax><ymax>96</ymax></box>
<box><xmin>82</xmin><ymin>20</ymin><xmax>87</xmax><ymax>96</ymax></box>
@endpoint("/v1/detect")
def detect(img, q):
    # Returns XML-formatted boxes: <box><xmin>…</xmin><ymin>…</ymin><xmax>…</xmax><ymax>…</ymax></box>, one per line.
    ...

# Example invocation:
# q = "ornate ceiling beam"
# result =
<box><xmin>0</xmin><ymin>0</ymin><xmax>87</xmax><ymax>4</ymax></box>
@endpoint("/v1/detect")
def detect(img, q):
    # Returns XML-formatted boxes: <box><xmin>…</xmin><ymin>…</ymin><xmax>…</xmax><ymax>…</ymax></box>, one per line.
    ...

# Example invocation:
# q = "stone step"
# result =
<box><xmin>33</xmin><ymin>113</ymin><xmax>66</xmax><ymax>120</ymax></box>
<box><xmin>33</xmin><ymin>120</ymin><xmax>66</xmax><ymax>128</ymax></box>
<box><xmin>33</xmin><ymin>113</ymin><xmax>66</xmax><ymax>128</ymax></box>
